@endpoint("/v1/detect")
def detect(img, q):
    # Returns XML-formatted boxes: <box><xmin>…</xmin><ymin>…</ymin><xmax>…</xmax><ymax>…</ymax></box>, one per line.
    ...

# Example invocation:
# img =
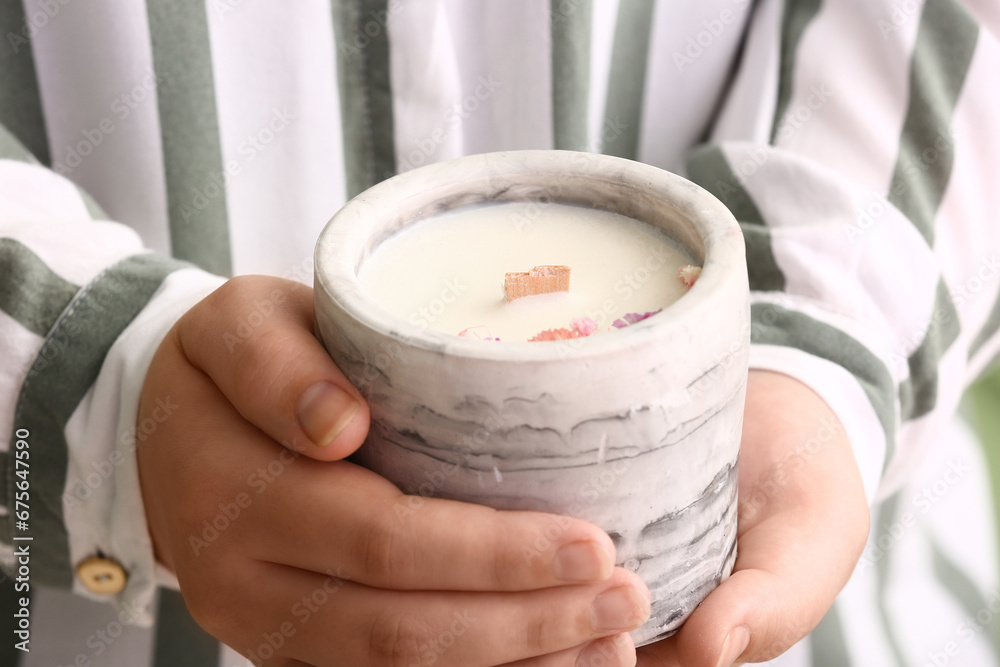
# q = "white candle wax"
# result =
<box><xmin>359</xmin><ymin>202</ymin><xmax>694</xmax><ymax>341</ymax></box>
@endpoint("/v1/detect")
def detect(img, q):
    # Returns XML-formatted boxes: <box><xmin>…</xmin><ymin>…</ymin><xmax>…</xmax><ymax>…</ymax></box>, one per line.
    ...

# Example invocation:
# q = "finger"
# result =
<box><xmin>502</xmin><ymin>633</ymin><xmax>637</xmax><ymax>667</ymax></box>
<box><xmin>636</xmin><ymin>529</ymin><xmax>847</xmax><ymax>667</ymax></box>
<box><xmin>243</xmin><ymin>446</ymin><xmax>619</xmax><ymax>591</ymax></box>
<box><xmin>162</xmin><ymin>362</ymin><xmax>619</xmax><ymax>592</ymax></box>
<box><xmin>204</xmin><ymin>561</ymin><xmax>649</xmax><ymax>667</ymax></box>
<box><xmin>175</xmin><ymin>275</ymin><xmax>370</xmax><ymax>460</ymax></box>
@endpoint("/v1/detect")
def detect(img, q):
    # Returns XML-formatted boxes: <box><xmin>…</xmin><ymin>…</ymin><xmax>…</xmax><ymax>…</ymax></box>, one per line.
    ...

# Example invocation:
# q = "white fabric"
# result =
<box><xmin>63</xmin><ymin>268</ymin><xmax>224</xmax><ymax>621</ymax></box>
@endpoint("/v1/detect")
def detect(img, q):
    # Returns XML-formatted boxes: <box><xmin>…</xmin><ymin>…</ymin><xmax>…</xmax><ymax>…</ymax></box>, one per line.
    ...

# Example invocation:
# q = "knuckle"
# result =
<box><xmin>367</xmin><ymin>611</ymin><xmax>427</xmax><ymax>667</ymax></box>
<box><xmin>488</xmin><ymin>511</ymin><xmax>547</xmax><ymax>589</ymax></box>
<box><xmin>487</xmin><ymin>526</ymin><xmax>510</xmax><ymax>589</ymax></box>
<box><xmin>520</xmin><ymin>607</ymin><xmax>559</xmax><ymax>656</ymax></box>
<box><xmin>359</xmin><ymin>511</ymin><xmax>412</xmax><ymax>583</ymax></box>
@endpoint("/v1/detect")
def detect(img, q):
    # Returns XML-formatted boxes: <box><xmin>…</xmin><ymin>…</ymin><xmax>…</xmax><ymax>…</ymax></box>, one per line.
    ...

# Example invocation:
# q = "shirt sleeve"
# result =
<box><xmin>0</xmin><ymin>142</ymin><xmax>224</xmax><ymax>625</ymax></box>
<box><xmin>684</xmin><ymin>0</ymin><xmax>1000</xmax><ymax>505</ymax></box>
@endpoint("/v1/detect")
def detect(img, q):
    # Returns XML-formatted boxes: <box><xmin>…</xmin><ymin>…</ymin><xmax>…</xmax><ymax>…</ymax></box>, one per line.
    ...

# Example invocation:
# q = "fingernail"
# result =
<box><xmin>554</xmin><ymin>541</ymin><xmax>611</xmax><ymax>582</ymax></box>
<box><xmin>297</xmin><ymin>381</ymin><xmax>360</xmax><ymax>447</ymax></box>
<box><xmin>716</xmin><ymin>626</ymin><xmax>750</xmax><ymax>667</ymax></box>
<box><xmin>590</xmin><ymin>585</ymin><xmax>651</xmax><ymax>633</ymax></box>
<box><xmin>576</xmin><ymin>632</ymin><xmax>636</xmax><ymax>667</ymax></box>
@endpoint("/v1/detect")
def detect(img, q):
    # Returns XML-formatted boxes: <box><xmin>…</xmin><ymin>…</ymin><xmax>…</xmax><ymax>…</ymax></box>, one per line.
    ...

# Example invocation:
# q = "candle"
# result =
<box><xmin>315</xmin><ymin>150</ymin><xmax>749</xmax><ymax>645</ymax></box>
<box><xmin>358</xmin><ymin>202</ymin><xmax>696</xmax><ymax>341</ymax></box>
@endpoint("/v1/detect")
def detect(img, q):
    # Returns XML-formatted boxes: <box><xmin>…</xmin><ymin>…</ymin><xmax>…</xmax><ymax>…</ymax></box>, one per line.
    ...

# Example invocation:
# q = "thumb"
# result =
<box><xmin>174</xmin><ymin>275</ymin><xmax>370</xmax><ymax>460</ymax></box>
<box><xmin>648</xmin><ymin>522</ymin><xmax>856</xmax><ymax>667</ymax></box>
<box><xmin>639</xmin><ymin>371</ymin><xmax>869</xmax><ymax>667</ymax></box>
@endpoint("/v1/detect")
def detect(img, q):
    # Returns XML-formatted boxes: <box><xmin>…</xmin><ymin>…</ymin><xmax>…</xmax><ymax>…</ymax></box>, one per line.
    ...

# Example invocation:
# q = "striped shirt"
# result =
<box><xmin>1</xmin><ymin>0</ymin><xmax>999</xmax><ymax>664</ymax></box>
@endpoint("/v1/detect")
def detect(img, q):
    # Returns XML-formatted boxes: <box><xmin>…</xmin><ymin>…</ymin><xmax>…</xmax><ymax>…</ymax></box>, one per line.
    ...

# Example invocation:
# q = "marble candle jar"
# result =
<box><xmin>314</xmin><ymin>150</ymin><xmax>750</xmax><ymax>645</ymax></box>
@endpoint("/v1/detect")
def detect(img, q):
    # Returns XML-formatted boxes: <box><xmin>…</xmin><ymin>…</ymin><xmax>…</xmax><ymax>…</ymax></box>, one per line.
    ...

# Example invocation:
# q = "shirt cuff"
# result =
<box><xmin>63</xmin><ymin>266</ymin><xmax>224</xmax><ymax>625</ymax></box>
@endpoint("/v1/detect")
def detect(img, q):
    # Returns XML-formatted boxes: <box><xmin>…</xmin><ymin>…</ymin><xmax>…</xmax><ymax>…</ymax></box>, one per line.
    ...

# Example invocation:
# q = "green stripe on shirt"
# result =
<box><xmin>873</xmin><ymin>493</ymin><xmax>908</xmax><ymax>667</ymax></box>
<box><xmin>0</xmin><ymin>575</ymin><xmax>26</xmax><ymax>667</ymax></box>
<box><xmin>3</xmin><ymin>254</ymin><xmax>188</xmax><ymax>586</ymax></box>
<box><xmin>146</xmin><ymin>0</ymin><xmax>233</xmax><ymax>276</ymax></box>
<box><xmin>600</xmin><ymin>0</ymin><xmax>655</xmax><ymax>160</ymax></box>
<box><xmin>961</xmin><ymin>364</ymin><xmax>1000</xmax><ymax>576</ymax></box>
<box><xmin>0</xmin><ymin>122</ymin><xmax>34</xmax><ymax>163</ymax></box>
<box><xmin>686</xmin><ymin>144</ymin><xmax>787</xmax><ymax>292</ymax></box>
<box><xmin>751</xmin><ymin>302</ymin><xmax>897</xmax><ymax>466</ymax></box>
<box><xmin>969</xmin><ymin>293</ymin><xmax>1000</xmax><ymax>361</ymax></box>
<box><xmin>0</xmin><ymin>239</ymin><xmax>80</xmax><ymax>337</ymax></box>
<box><xmin>550</xmin><ymin>0</ymin><xmax>592</xmax><ymax>152</ymax></box>
<box><xmin>929</xmin><ymin>532</ymin><xmax>1000</xmax><ymax>655</ymax></box>
<box><xmin>887</xmin><ymin>0</ymin><xmax>978</xmax><ymax>245</ymax></box>
<box><xmin>153</xmin><ymin>588</ymin><xmax>219</xmax><ymax>667</ymax></box>
<box><xmin>0</xmin><ymin>1</ymin><xmax>51</xmax><ymax>165</ymax></box>
<box><xmin>332</xmin><ymin>0</ymin><xmax>398</xmax><ymax>198</ymax></box>
<box><xmin>810</xmin><ymin>602</ymin><xmax>852</xmax><ymax>667</ymax></box>
<box><xmin>0</xmin><ymin>123</ymin><xmax>107</xmax><ymax>217</ymax></box>
<box><xmin>899</xmin><ymin>279</ymin><xmax>960</xmax><ymax>421</ymax></box>
<box><xmin>770</xmin><ymin>0</ymin><xmax>824</xmax><ymax>143</ymax></box>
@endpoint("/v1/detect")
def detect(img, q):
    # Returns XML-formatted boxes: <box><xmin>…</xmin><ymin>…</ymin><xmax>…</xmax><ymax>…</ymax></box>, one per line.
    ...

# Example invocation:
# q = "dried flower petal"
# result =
<box><xmin>529</xmin><ymin>328</ymin><xmax>574</xmax><ymax>341</ymax></box>
<box><xmin>612</xmin><ymin>309</ymin><xmax>662</xmax><ymax>329</ymax></box>
<box><xmin>679</xmin><ymin>265</ymin><xmax>701</xmax><ymax>288</ymax></box>
<box><xmin>529</xmin><ymin>316</ymin><xmax>599</xmax><ymax>342</ymax></box>
<box><xmin>570</xmin><ymin>316</ymin><xmax>598</xmax><ymax>336</ymax></box>
<box><xmin>458</xmin><ymin>326</ymin><xmax>500</xmax><ymax>341</ymax></box>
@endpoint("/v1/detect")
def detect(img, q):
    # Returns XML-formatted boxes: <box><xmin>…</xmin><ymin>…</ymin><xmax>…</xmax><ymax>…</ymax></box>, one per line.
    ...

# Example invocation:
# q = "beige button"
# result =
<box><xmin>76</xmin><ymin>556</ymin><xmax>127</xmax><ymax>594</ymax></box>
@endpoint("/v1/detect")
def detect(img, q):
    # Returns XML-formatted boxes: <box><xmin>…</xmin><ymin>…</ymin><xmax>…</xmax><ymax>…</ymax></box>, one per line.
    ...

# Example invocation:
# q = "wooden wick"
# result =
<box><xmin>504</xmin><ymin>265</ymin><xmax>571</xmax><ymax>302</ymax></box>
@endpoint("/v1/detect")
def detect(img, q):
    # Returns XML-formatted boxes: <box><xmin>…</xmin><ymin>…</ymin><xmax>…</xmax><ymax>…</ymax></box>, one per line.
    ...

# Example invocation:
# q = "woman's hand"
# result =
<box><xmin>137</xmin><ymin>276</ymin><xmax>650</xmax><ymax>666</ymax></box>
<box><xmin>638</xmin><ymin>370</ymin><xmax>870</xmax><ymax>666</ymax></box>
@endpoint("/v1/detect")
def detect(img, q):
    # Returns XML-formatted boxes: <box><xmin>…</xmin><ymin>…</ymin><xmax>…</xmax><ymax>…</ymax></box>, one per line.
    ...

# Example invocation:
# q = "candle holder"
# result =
<box><xmin>314</xmin><ymin>150</ymin><xmax>749</xmax><ymax>645</ymax></box>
